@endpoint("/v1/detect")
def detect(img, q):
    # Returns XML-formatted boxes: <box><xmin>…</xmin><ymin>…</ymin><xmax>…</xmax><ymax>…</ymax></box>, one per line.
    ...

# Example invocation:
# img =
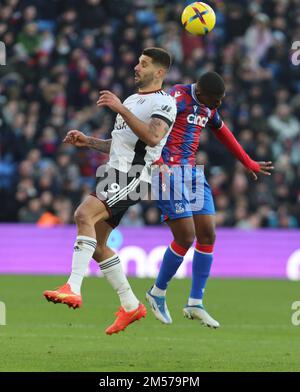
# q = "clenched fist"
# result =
<box><xmin>63</xmin><ymin>130</ymin><xmax>88</xmax><ymax>147</ymax></box>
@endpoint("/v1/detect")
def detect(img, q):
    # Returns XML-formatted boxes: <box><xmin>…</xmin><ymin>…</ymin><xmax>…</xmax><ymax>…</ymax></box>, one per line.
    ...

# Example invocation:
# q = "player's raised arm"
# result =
<box><xmin>210</xmin><ymin>120</ymin><xmax>274</xmax><ymax>180</ymax></box>
<box><xmin>97</xmin><ymin>90</ymin><xmax>176</xmax><ymax>147</ymax></box>
<box><xmin>63</xmin><ymin>130</ymin><xmax>111</xmax><ymax>153</ymax></box>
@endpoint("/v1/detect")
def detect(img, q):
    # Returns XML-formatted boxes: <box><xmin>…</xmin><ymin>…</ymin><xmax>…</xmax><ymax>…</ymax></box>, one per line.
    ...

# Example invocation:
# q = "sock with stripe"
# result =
<box><xmin>151</xmin><ymin>241</ymin><xmax>189</xmax><ymax>296</ymax></box>
<box><xmin>99</xmin><ymin>254</ymin><xmax>139</xmax><ymax>311</ymax></box>
<box><xmin>67</xmin><ymin>235</ymin><xmax>97</xmax><ymax>295</ymax></box>
<box><xmin>188</xmin><ymin>243</ymin><xmax>214</xmax><ymax>306</ymax></box>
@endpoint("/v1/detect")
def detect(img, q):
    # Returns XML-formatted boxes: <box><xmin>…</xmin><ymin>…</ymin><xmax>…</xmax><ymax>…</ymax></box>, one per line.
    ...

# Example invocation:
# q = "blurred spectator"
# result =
<box><xmin>143</xmin><ymin>205</ymin><xmax>161</xmax><ymax>225</ymax></box>
<box><xmin>18</xmin><ymin>197</ymin><xmax>42</xmax><ymax>222</ymax></box>
<box><xmin>268</xmin><ymin>104</ymin><xmax>300</xmax><ymax>141</ymax></box>
<box><xmin>121</xmin><ymin>204</ymin><xmax>144</xmax><ymax>227</ymax></box>
<box><xmin>37</xmin><ymin>211</ymin><xmax>61</xmax><ymax>226</ymax></box>
<box><xmin>244</xmin><ymin>13</ymin><xmax>273</xmax><ymax>69</ymax></box>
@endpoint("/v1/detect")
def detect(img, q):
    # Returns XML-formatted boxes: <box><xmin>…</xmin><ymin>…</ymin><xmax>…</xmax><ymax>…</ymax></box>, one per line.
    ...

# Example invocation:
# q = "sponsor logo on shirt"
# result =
<box><xmin>161</xmin><ymin>105</ymin><xmax>172</xmax><ymax>113</ymax></box>
<box><xmin>187</xmin><ymin>114</ymin><xmax>208</xmax><ymax>126</ymax></box>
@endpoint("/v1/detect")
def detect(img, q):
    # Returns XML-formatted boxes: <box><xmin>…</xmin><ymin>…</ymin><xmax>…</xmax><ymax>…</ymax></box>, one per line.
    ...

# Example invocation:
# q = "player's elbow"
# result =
<box><xmin>148</xmin><ymin>135</ymin><xmax>162</xmax><ymax>148</ymax></box>
<box><xmin>148</xmin><ymin>140</ymin><xmax>157</xmax><ymax>147</ymax></box>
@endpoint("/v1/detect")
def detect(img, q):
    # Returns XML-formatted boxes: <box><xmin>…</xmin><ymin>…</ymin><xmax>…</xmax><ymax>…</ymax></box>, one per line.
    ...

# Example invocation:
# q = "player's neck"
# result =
<box><xmin>138</xmin><ymin>82</ymin><xmax>163</xmax><ymax>94</ymax></box>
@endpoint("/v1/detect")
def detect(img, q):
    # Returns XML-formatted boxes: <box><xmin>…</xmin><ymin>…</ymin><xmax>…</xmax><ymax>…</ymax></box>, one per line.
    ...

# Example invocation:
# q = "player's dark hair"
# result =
<box><xmin>142</xmin><ymin>47</ymin><xmax>172</xmax><ymax>70</ymax></box>
<box><xmin>197</xmin><ymin>72</ymin><xmax>225</xmax><ymax>96</ymax></box>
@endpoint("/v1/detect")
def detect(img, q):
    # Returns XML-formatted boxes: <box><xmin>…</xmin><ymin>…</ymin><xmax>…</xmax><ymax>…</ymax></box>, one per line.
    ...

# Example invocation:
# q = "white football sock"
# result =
<box><xmin>151</xmin><ymin>285</ymin><xmax>166</xmax><ymax>297</ymax></box>
<box><xmin>99</xmin><ymin>254</ymin><xmax>139</xmax><ymax>311</ymax></box>
<box><xmin>188</xmin><ymin>297</ymin><xmax>203</xmax><ymax>306</ymax></box>
<box><xmin>67</xmin><ymin>235</ymin><xmax>97</xmax><ymax>295</ymax></box>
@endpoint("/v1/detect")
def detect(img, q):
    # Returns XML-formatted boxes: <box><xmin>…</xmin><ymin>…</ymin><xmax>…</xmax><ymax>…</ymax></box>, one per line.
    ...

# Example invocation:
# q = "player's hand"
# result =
<box><xmin>63</xmin><ymin>130</ymin><xmax>88</xmax><ymax>147</ymax></box>
<box><xmin>151</xmin><ymin>164</ymin><xmax>173</xmax><ymax>193</ymax></box>
<box><xmin>97</xmin><ymin>90</ymin><xmax>124</xmax><ymax>113</ymax></box>
<box><xmin>248</xmin><ymin>161</ymin><xmax>274</xmax><ymax>181</ymax></box>
<box><xmin>154</xmin><ymin>164</ymin><xmax>172</xmax><ymax>176</ymax></box>
<box><xmin>159</xmin><ymin>164</ymin><xmax>173</xmax><ymax>192</ymax></box>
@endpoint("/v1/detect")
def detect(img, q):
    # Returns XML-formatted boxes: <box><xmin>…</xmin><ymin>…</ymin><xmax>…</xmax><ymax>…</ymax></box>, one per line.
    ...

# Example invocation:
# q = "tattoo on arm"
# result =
<box><xmin>86</xmin><ymin>137</ymin><xmax>112</xmax><ymax>153</ymax></box>
<box><xmin>149</xmin><ymin>118</ymin><xmax>169</xmax><ymax>140</ymax></box>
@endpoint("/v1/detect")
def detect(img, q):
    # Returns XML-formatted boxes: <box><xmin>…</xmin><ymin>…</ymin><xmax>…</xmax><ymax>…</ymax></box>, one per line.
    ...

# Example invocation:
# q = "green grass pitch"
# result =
<box><xmin>0</xmin><ymin>275</ymin><xmax>300</xmax><ymax>372</ymax></box>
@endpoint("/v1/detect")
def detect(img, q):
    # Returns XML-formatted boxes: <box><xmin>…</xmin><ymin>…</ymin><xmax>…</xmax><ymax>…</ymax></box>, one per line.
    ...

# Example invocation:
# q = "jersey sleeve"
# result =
<box><xmin>168</xmin><ymin>85</ymin><xmax>185</xmax><ymax>114</ymax></box>
<box><xmin>168</xmin><ymin>85</ymin><xmax>179</xmax><ymax>97</ymax></box>
<box><xmin>151</xmin><ymin>94</ymin><xmax>177</xmax><ymax>128</ymax></box>
<box><xmin>207</xmin><ymin>109</ymin><xmax>223</xmax><ymax>130</ymax></box>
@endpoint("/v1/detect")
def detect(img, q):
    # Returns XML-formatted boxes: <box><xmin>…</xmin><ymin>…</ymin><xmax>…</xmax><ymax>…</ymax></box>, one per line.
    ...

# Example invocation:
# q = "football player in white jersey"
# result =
<box><xmin>43</xmin><ymin>48</ymin><xmax>177</xmax><ymax>335</ymax></box>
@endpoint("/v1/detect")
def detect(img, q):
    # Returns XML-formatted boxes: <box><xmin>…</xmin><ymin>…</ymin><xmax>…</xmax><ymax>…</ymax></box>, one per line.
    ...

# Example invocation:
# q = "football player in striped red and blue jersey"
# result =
<box><xmin>146</xmin><ymin>72</ymin><xmax>273</xmax><ymax>327</ymax></box>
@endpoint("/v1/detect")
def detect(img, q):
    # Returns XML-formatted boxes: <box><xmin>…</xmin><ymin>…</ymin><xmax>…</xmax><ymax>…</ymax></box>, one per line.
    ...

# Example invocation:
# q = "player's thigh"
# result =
<box><xmin>166</xmin><ymin>217</ymin><xmax>195</xmax><ymax>249</ymax></box>
<box><xmin>193</xmin><ymin>214</ymin><xmax>216</xmax><ymax>245</ymax></box>
<box><xmin>75</xmin><ymin>195</ymin><xmax>110</xmax><ymax>224</ymax></box>
<box><xmin>156</xmin><ymin>167</ymin><xmax>193</xmax><ymax>223</ymax></box>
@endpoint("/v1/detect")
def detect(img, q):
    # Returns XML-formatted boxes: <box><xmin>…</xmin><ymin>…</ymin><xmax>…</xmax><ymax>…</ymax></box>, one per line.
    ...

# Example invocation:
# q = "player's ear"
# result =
<box><xmin>156</xmin><ymin>67</ymin><xmax>166</xmax><ymax>79</ymax></box>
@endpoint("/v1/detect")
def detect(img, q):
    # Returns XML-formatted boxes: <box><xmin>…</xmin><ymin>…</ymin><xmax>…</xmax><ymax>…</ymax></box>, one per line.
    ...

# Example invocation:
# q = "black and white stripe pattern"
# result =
<box><xmin>79</xmin><ymin>239</ymin><xmax>97</xmax><ymax>248</ymax></box>
<box><xmin>100</xmin><ymin>255</ymin><xmax>120</xmax><ymax>270</ymax></box>
<box><xmin>74</xmin><ymin>237</ymin><xmax>97</xmax><ymax>252</ymax></box>
<box><xmin>106</xmin><ymin>177</ymin><xmax>140</xmax><ymax>208</ymax></box>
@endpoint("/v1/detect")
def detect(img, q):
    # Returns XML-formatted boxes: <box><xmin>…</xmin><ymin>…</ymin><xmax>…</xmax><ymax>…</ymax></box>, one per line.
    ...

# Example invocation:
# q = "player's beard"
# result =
<box><xmin>135</xmin><ymin>72</ymin><xmax>155</xmax><ymax>89</ymax></box>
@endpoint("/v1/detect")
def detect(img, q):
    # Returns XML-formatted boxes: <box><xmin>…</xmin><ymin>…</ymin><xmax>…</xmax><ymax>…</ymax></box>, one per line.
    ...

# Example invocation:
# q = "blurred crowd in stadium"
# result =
<box><xmin>1</xmin><ymin>0</ymin><xmax>300</xmax><ymax>228</ymax></box>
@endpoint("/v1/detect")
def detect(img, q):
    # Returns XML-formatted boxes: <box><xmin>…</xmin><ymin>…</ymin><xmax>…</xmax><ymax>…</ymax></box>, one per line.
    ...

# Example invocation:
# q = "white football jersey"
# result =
<box><xmin>107</xmin><ymin>90</ymin><xmax>177</xmax><ymax>183</ymax></box>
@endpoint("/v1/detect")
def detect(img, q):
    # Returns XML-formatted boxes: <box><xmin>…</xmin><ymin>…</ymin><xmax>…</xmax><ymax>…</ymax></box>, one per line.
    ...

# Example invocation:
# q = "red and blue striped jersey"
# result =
<box><xmin>161</xmin><ymin>84</ymin><xmax>223</xmax><ymax>165</ymax></box>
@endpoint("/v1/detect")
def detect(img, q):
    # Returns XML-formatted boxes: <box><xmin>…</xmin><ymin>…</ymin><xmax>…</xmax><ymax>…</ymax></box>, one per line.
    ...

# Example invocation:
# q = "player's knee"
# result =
<box><xmin>197</xmin><ymin>230</ymin><xmax>216</xmax><ymax>245</ymax></box>
<box><xmin>74</xmin><ymin>207</ymin><xmax>91</xmax><ymax>226</ymax></box>
<box><xmin>175</xmin><ymin>232</ymin><xmax>195</xmax><ymax>249</ymax></box>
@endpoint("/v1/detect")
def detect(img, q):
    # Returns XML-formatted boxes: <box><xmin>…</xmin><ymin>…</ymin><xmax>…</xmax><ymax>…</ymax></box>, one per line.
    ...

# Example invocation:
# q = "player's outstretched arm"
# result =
<box><xmin>211</xmin><ymin>122</ymin><xmax>274</xmax><ymax>180</ymax></box>
<box><xmin>247</xmin><ymin>161</ymin><xmax>274</xmax><ymax>181</ymax></box>
<box><xmin>63</xmin><ymin>130</ymin><xmax>111</xmax><ymax>153</ymax></box>
<box><xmin>85</xmin><ymin>137</ymin><xmax>111</xmax><ymax>153</ymax></box>
<box><xmin>97</xmin><ymin>90</ymin><xmax>169</xmax><ymax>147</ymax></box>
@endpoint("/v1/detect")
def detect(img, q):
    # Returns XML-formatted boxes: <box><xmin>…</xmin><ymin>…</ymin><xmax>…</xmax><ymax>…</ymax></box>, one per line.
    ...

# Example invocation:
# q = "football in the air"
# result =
<box><xmin>181</xmin><ymin>2</ymin><xmax>216</xmax><ymax>36</ymax></box>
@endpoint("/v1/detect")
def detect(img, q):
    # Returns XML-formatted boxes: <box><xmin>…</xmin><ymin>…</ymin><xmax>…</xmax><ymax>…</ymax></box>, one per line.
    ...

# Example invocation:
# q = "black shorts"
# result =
<box><xmin>91</xmin><ymin>167</ymin><xmax>149</xmax><ymax>228</ymax></box>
